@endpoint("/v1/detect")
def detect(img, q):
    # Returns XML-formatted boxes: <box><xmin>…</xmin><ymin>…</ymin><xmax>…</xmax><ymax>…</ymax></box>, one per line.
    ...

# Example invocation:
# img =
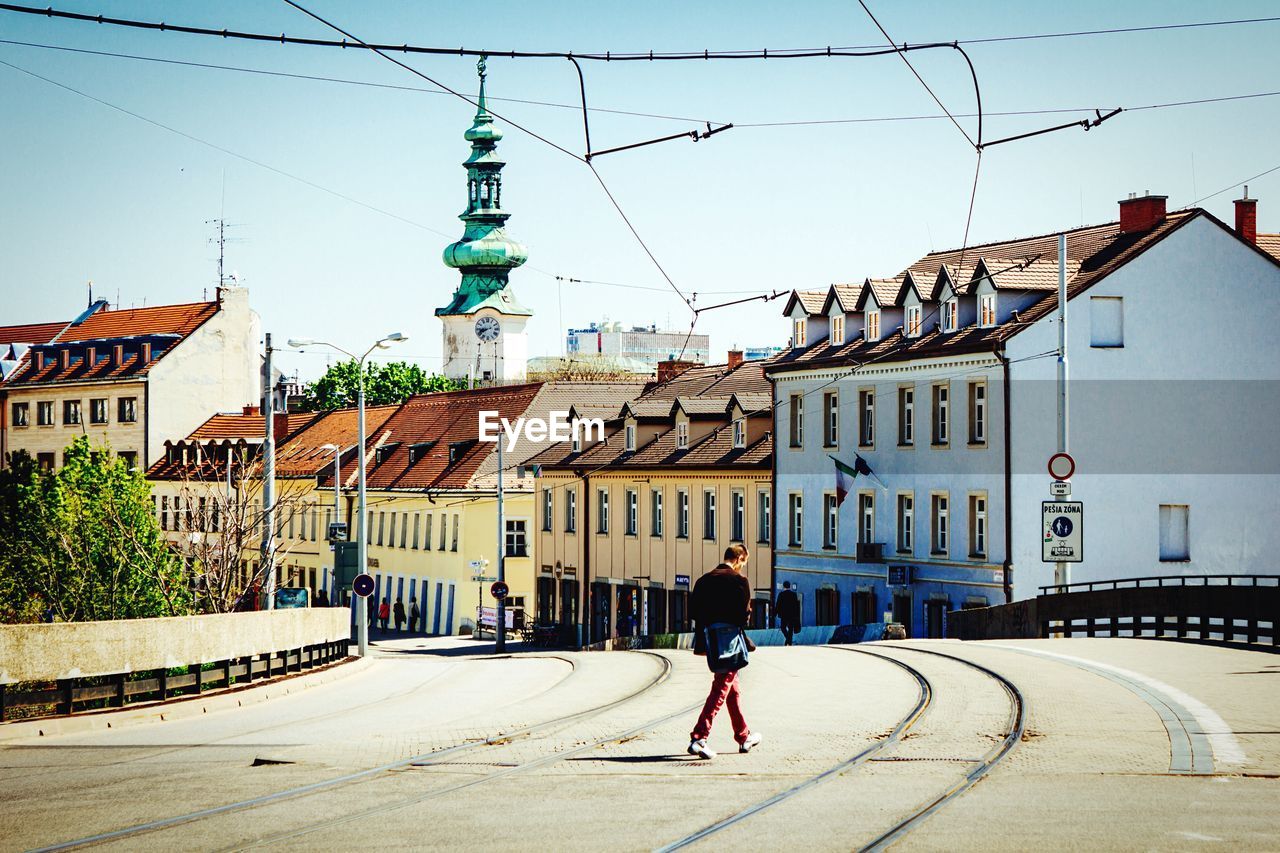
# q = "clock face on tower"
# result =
<box><xmin>474</xmin><ymin>315</ymin><xmax>501</xmax><ymax>342</ymax></box>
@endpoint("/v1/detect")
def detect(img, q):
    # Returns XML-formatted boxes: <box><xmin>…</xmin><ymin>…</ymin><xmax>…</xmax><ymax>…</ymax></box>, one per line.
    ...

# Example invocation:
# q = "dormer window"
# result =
<box><xmin>866</xmin><ymin>310</ymin><xmax>880</xmax><ymax>341</ymax></box>
<box><xmin>943</xmin><ymin>299</ymin><xmax>958</xmax><ymax>333</ymax></box>
<box><xmin>571</xmin><ymin>434</ymin><xmax>581</xmax><ymax>452</ymax></box>
<box><xmin>792</xmin><ymin>318</ymin><xmax>807</xmax><ymax>348</ymax></box>
<box><xmin>830</xmin><ymin>315</ymin><xmax>844</xmax><ymax>346</ymax></box>
<box><xmin>732</xmin><ymin>419</ymin><xmax>745</xmax><ymax>448</ymax></box>
<box><xmin>624</xmin><ymin>424</ymin><xmax>636</xmax><ymax>452</ymax></box>
<box><xmin>408</xmin><ymin>441</ymin><xmax>434</xmax><ymax>464</ymax></box>
<box><xmin>906</xmin><ymin>306</ymin><xmax>922</xmax><ymax>338</ymax></box>
<box><xmin>979</xmin><ymin>294</ymin><xmax>996</xmax><ymax>328</ymax></box>
<box><xmin>677</xmin><ymin>422</ymin><xmax>689</xmax><ymax>449</ymax></box>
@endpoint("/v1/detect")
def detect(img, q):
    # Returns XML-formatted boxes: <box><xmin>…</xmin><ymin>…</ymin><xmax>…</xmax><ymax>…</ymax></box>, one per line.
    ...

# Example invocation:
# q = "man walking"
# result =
<box><xmin>409</xmin><ymin>597</ymin><xmax>421</xmax><ymax>632</ymax></box>
<box><xmin>687</xmin><ymin>544</ymin><xmax>762</xmax><ymax>760</ymax></box>
<box><xmin>776</xmin><ymin>581</ymin><xmax>800</xmax><ymax>646</ymax></box>
<box><xmin>393</xmin><ymin>597</ymin><xmax>406</xmax><ymax>632</ymax></box>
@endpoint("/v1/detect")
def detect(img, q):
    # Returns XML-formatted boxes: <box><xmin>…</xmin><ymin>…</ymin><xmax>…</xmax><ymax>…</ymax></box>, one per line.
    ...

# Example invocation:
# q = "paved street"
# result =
<box><xmin>1</xmin><ymin>637</ymin><xmax>1276</xmax><ymax>852</ymax></box>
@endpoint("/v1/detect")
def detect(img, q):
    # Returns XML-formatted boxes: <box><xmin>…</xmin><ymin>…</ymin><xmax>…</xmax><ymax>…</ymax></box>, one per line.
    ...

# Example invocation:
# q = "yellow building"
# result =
<box><xmin>528</xmin><ymin>356</ymin><xmax>775</xmax><ymax>646</ymax></box>
<box><xmin>3</xmin><ymin>289</ymin><xmax>260</xmax><ymax>470</ymax></box>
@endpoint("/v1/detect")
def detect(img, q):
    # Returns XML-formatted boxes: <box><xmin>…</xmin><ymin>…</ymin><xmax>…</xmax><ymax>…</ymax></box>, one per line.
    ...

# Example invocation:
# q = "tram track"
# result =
<box><xmin>29</xmin><ymin>651</ymin><xmax>676</xmax><ymax>853</ymax></box>
<box><xmin>654</xmin><ymin>643</ymin><xmax>1026</xmax><ymax>853</ymax></box>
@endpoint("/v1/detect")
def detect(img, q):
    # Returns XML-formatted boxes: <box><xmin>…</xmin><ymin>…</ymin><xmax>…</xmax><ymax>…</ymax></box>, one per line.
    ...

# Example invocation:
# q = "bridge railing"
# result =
<box><xmin>949</xmin><ymin>574</ymin><xmax>1278</xmax><ymax>649</ymax></box>
<box><xmin>0</xmin><ymin>608</ymin><xmax>351</xmax><ymax>722</ymax></box>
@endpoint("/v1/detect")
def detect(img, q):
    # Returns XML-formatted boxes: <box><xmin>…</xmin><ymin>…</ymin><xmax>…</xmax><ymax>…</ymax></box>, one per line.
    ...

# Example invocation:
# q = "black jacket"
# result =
<box><xmin>776</xmin><ymin>589</ymin><xmax>800</xmax><ymax>626</ymax></box>
<box><xmin>691</xmin><ymin>566</ymin><xmax>751</xmax><ymax>629</ymax></box>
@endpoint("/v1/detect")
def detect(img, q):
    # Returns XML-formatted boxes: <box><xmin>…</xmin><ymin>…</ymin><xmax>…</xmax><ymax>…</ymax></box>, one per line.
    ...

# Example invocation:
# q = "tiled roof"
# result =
<box><xmin>279</xmin><ymin>406</ymin><xmax>398</xmax><ymax>480</ymax></box>
<box><xmin>0</xmin><ymin>320</ymin><xmax>67</xmax><ymax>346</ymax></box>
<box><xmin>857</xmin><ymin>278</ymin><xmax>902</xmax><ymax>310</ymax></box>
<box><xmin>826</xmin><ymin>283</ymin><xmax>862</xmax><ymax>313</ymax></box>
<box><xmin>359</xmin><ymin>384</ymin><xmax>543</xmax><ymax>491</ymax></box>
<box><xmin>674</xmin><ymin>396</ymin><xmax>734</xmax><ymax>416</ymax></box>
<box><xmin>786</xmin><ymin>288</ymin><xmax>828</xmax><ymax>315</ymax></box>
<box><xmin>187</xmin><ymin>412</ymin><xmax>317</xmax><ymax>442</ymax></box>
<box><xmin>772</xmin><ymin>211</ymin><xmax>1204</xmax><ymax>374</ymax></box>
<box><xmin>55</xmin><ymin>301</ymin><xmax>218</xmax><ymax>343</ymax></box>
<box><xmin>1259</xmin><ymin>234</ymin><xmax>1280</xmax><ymax>263</ymax></box>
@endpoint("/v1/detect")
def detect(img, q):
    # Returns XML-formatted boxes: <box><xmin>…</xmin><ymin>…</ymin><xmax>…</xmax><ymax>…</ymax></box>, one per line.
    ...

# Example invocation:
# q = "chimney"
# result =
<box><xmin>274</xmin><ymin>412</ymin><xmax>290</xmax><ymax>441</ymax></box>
<box><xmin>1118</xmin><ymin>190</ymin><xmax>1167</xmax><ymax>234</ymax></box>
<box><xmin>727</xmin><ymin>349</ymin><xmax>744</xmax><ymax>370</ymax></box>
<box><xmin>243</xmin><ymin>404</ymin><xmax>260</xmax><ymax>416</ymax></box>
<box><xmin>656</xmin><ymin>359</ymin><xmax>698</xmax><ymax>384</ymax></box>
<box><xmin>1234</xmin><ymin>186</ymin><xmax>1257</xmax><ymax>245</ymax></box>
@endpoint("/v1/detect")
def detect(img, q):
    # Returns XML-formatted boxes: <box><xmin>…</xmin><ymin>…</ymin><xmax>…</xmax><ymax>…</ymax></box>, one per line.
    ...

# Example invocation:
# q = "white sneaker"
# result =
<box><xmin>739</xmin><ymin>731</ymin><xmax>762</xmax><ymax>753</ymax></box>
<box><xmin>688</xmin><ymin>738</ymin><xmax>716</xmax><ymax>759</ymax></box>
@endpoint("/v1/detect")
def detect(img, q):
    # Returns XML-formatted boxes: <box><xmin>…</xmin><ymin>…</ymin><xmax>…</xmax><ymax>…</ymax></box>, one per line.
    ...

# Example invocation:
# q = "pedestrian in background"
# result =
<box><xmin>378</xmin><ymin>598</ymin><xmax>390</xmax><ymax>632</ymax></box>
<box><xmin>393</xmin><ymin>598</ymin><xmax>406</xmax><ymax>632</ymax></box>
<box><xmin>315</xmin><ymin>588</ymin><xmax>329</xmax><ymax>608</ymax></box>
<box><xmin>776</xmin><ymin>581</ymin><xmax>800</xmax><ymax>646</ymax></box>
<box><xmin>687</xmin><ymin>544</ymin><xmax>762</xmax><ymax>760</ymax></box>
<box><xmin>409</xmin><ymin>597</ymin><xmax>421</xmax><ymax>632</ymax></box>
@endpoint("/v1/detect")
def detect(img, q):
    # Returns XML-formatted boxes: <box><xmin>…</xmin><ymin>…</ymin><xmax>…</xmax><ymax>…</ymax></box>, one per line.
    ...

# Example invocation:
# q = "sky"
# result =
<box><xmin>2</xmin><ymin>1</ymin><xmax>1278</xmax><ymax>383</ymax></box>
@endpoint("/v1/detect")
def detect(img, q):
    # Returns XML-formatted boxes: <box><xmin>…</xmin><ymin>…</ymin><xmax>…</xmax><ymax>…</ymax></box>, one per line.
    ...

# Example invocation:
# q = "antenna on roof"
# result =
<box><xmin>87</xmin><ymin>279</ymin><xmax>93</xmax><ymax>308</ymax></box>
<box><xmin>206</xmin><ymin>217</ymin><xmax>246</xmax><ymax>290</ymax></box>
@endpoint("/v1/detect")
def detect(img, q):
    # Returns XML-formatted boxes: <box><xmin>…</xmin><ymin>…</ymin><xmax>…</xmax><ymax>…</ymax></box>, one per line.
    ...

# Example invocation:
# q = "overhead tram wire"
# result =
<box><xmin>1182</xmin><ymin>162</ymin><xmax>1280</xmax><ymax>209</ymax></box>
<box><xmin>2</xmin><ymin>4</ymin><xmax>1276</xmax><ymax>57</ymax></box>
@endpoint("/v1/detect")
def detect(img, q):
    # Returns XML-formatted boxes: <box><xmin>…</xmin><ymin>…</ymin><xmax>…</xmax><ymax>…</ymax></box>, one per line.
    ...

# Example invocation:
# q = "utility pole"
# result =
<box><xmin>1055</xmin><ymin>233</ymin><xmax>1070</xmax><ymax>590</ymax></box>
<box><xmin>495</xmin><ymin>438</ymin><xmax>507</xmax><ymax>652</ymax></box>
<box><xmin>261</xmin><ymin>333</ymin><xmax>277</xmax><ymax>610</ymax></box>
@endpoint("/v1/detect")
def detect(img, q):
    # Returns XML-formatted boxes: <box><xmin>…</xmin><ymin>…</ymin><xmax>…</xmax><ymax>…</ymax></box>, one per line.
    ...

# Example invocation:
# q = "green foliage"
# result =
<box><xmin>299</xmin><ymin>360</ymin><xmax>464</xmax><ymax>411</ymax></box>
<box><xmin>0</xmin><ymin>437</ymin><xmax>193</xmax><ymax>623</ymax></box>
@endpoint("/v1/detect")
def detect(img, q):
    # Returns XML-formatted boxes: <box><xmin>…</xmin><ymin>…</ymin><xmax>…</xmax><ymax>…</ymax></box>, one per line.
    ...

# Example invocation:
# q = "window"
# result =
<box><xmin>732</xmin><ymin>491</ymin><xmax>745</xmax><ymax>542</ymax></box>
<box><xmin>505</xmin><ymin>519</ymin><xmax>528</xmax><ymax>557</ymax></box>
<box><xmin>789</xmin><ymin>393</ymin><xmax>804</xmax><ymax>448</ymax></box>
<box><xmin>387</xmin><ymin>512</ymin><xmax>396</xmax><ymax>548</ymax></box>
<box><xmin>542</xmin><ymin>489</ymin><xmax>553</xmax><ymax>531</ymax></box>
<box><xmin>63</xmin><ymin>400</ymin><xmax>81</xmax><ymax>425</ymax></box>
<box><xmin>676</xmin><ymin>421</ymin><xmax>689</xmax><ymax>449</ymax></box>
<box><xmin>566</xmin><ymin>489</ymin><xmax>577</xmax><ymax>532</ymax></box>
<box><xmin>866</xmin><ymin>310</ymin><xmax>880</xmax><ymax>341</ymax></box>
<box><xmin>788</xmin><ymin>493</ymin><xmax>803</xmax><ymax>547</ymax></box>
<box><xmin>625</xmin><ymin>489</ymin><xmax>638</xmax><ymax>535</ymax></box>
<box><xmin>89</xmin><ymin>398</ymin><xmax>108</xmax><ymax>424</ymax></box>
<box><xmin>210</xmin><ymin>496</ymin><xmax>219</xmax><ymax>532</ymax></box>
<box><xmin>859</xmin><ymin>493</ymin><xmax>874</xmax><ymax>544</ymax></box>
<box><xmin>932</xmin><ymin>384</ymin><xmax>949</xmax><ymax>445</ymax></box>
<box><xmin>757</xmin><ymin>491</ymin><xmax>771</xmax><ymax>544</ymax></box>
<box><xmin>438</xmin><ymin>511</ymin><xmax>447</xmax><ymax>549</ymax></box>
<box><xmin>943</xmin><ymin>299</ymin><xmax>958</xmax><ymax>332</ymax></box>
<box><xmin>677</xmin><ymin>490</ymin><xmax>690</xmax><ymax>538</ymax></box>
<box><xmin>118</xmin><ymin>397</ymin><xmax>137</xmax><ymax>423</ymax></box>
<box><xmin>368</xmin><ymin>510</ymin><xmax>375</xmax><ymax>544</ymax></box>
<box><xmin>451</xmin><ymin>514</ymin><xmax>459</xmax><ymax>551</ymax></box>
<box><xmin>597</xmin><ymin>489</ymin><xmax>610</xmax><ymax>533</ymax></box>
<box><xmin>792</xmin><ymin>318</ymin><xmax>807</xmax><ymax>348</ymax></box>
<box><xmin>931</xmin><ymin>494</ymin><xmax>949</xmax><ymax>555</ymax></box>
<box><xmin>979</xmin><ymin>293</ymin><xmax>996</xmax><ymax>327</ymax></box>
<box><xmin>1090</xmin><ymin>296</ymin><xmax>1124</xmax><ymax>347</ymax></box>
<box><xmin>823</xmin><ymin>392</ymin><xmax>839</xmax><ymax>447</ymax></box>
<box><xmin>413</xmin><ymin>513</ymin><xmax>421</xmax><ymax>549</ymax></box>
<box><xmin>905</xmin><ymin>305</ymin><xmax>922</xmax><ymax>338</ymax></box>
<box><xmin>703</xmin><ymin>490</ymin><xmax>717</xmax><ymax>540</ymax></box>
<box><xmin>119</xmin><ymin>451</ymin><xmax>137</xmax><ymax>470</ymax></box>
<box><xmin>571</xmin><ymin>433</ymin><xmax>581</xmax><ymax>452</ymax></box>
<box><xmin>37</xmin><ymin>401</ymin><xmax>53</xmax><ymax>426</ymax></box>
<box><xmin>898</xmin><ymin>387</ymin><xmax>914</xmax><ymax>446</ymax></box>
<box><xmin>859</xmin><ymin>389</ymin><xmax>874</xmax><ymax>447</ymax></box>
<box><xmin>831</xmin><ymin>314</ymin><xmax>845</xmax><ymax>346</ymax></box>
<box><xmin>36</xmin><ymin>452</ymin><xmax>55</xmax><ymax>470</ymax></box>
<box><xmin>1159</xmin><ymin>504</ymin><xmax>1189</xmax><ymax>561</ymax></box>
<box><xmin>651</xmin><ymin>489</ymin><xmax>664</xmax><ymax>537</ymax></box>
<box><xmin>198</xmin><ymin>498</ymin><xmax>208</xmax><ymax>533</ymax></box>
<box><xmin>732</xmin><ymin>419</ymin><xmax>745</xmax><ymax>449</ymax></box>
<box><xmin>625</xmin><ymin>424</ymin><xmax>636</xmax><ymax>452</ymax></box>
<box><xmin>823</xmin><ymin>493</ymin><xmax>838</xmax><ymax>548</ymax></box>
<box><xmin>897</xmin><ymin>493</ymin><xmax>914</xmax><ymax>553</ymax></box>
<box><xmin>377</xmin><ymin>512</ymin><xmax>386</xmax><ymax>546</ymax></box>
<box><xmin>160</xmin><ymin>495</ymin><xmax>170</xmax><ymax>530</ymax></box>
<box><xmin>11</xmin><ymin>402</ymin><xmax>28</xmax><ymax>427</ymax></box>
<box><xmin>424</xmin><ymin>513</ymin><xmax>434</xmax><ymax>550</ymax></box>
<box><xmin>969</xmin><ymin>495</ymin><xmax>987</xmax><ymax>558</ymax></box>
<box><xmin>968</xmin><ymin>382</ymin><xmax>987</xmax><ymax>444</ymax></box>
<box><xmin>400</xmin><ymin>512</ymin><xmax>408</xmax><ymax>548</ymax></box>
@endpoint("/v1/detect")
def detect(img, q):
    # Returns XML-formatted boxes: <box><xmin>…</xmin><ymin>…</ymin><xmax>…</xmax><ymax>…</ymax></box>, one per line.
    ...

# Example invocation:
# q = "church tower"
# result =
<box><xmin>437</xmin><ymin>56</ymin><xmax>532</xmax><ymax>383</ymax></box>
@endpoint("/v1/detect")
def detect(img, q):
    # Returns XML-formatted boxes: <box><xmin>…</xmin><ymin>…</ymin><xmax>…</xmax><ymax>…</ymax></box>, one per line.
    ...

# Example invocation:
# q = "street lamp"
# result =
<box><xmin>319</xmin><ymin>442</ymin><xmax>343</xmax><ymax>603</ymax></box>
<box><xmin>287</xmin><ymin>332</ymin><xmax>409</xmax><ymax>657</ymax></box>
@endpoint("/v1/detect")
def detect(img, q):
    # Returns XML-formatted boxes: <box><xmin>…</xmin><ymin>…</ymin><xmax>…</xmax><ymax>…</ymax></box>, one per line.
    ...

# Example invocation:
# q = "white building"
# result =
<box><xmin>770</xmin><ymin>192</ymin><xmax>1280</xmax><ymax>637</ymax></box>
<box><xmin>565</xmin><ymin>322</ymin><xmax>711</xmax><ymax>370</ymax></box>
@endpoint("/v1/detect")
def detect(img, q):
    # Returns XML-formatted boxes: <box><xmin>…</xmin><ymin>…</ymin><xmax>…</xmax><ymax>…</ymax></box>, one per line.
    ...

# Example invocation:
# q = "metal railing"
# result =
<box><xmin>1040</xmin><ymin>574</ymin><xmax>1279</xmax><ymax>594</ymax></box>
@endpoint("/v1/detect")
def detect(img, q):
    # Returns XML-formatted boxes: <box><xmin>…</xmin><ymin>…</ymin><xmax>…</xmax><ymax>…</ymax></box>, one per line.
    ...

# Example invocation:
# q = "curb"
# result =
<box><xmin>0</xmin><ymin>655</ymin><xmax>376</xmax><ymax>743</ymax></box>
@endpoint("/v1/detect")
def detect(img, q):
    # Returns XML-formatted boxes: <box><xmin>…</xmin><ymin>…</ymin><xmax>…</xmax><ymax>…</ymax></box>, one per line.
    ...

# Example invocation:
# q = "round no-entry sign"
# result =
<box><xmin>490</xmin><ymin>581</ymin><xmax>509</xmax><ymax>600</ymax></box>
<box><xmin>353</xmin><ymin>573</ymin><xmax>375</xmax><ymax>598</ymax></box>
<box><xmin>1047</xmin><ymin>452</ymin><xmax>1075</xmax><ymax>481</ymax></box>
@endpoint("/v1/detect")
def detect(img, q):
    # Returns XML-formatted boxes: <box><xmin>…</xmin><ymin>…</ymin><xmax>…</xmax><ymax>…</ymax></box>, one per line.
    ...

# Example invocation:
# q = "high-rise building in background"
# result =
<box><xmin>564</xmin><ymin>321</ymin><xmax>711</xmax><ymax>372</ymax></box>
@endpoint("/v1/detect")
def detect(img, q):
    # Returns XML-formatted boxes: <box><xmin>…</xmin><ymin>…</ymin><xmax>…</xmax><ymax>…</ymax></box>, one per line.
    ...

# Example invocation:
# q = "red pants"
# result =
<box><xmin>690</xmin><ymin>670</ymin><xmax>750</xmax><ymax>744</ymax></box>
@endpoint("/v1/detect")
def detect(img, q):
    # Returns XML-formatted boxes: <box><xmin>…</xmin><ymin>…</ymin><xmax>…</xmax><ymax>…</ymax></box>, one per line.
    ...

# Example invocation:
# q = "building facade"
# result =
<box><xmin>771</xmin><ymin>192</ymin><xmax>1280</xmax><ymax>637</ymax></box>
<box><xmin>565</xmin><ymin>322</ymin><xmax>711</xmax><ymax>370</ymax></box>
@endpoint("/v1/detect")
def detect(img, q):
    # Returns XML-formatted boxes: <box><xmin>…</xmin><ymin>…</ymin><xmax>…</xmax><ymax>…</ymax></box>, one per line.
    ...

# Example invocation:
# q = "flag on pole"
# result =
<box><xmin>830</xmin><ymin>454</ymin><xmax>888</xmax><ymax>506</ymax></box>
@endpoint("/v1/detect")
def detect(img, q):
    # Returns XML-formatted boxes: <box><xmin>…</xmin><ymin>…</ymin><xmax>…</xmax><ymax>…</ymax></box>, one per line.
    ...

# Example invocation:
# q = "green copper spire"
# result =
<box><xmin>438</xmin><ymin>55</ymin><xmax>531</xmax><ymax>317</ymax></box>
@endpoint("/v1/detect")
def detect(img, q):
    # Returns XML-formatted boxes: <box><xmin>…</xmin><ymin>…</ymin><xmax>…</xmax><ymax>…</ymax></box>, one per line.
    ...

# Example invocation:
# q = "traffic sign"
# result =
<box><xmin>352</xmin><ymin>573</ymin><xmax>375</xmax><ymax>598</ymax></box>
<box><xmin>473</xmin><ymin>576</ymin><xmax>497</xmax><ymax>583</ymax></box>
<box><xmin>490</xmin><ymin>581</ymin><xmax>509</xmax><ymax>600</ymax></box>
<box><xmin>1047</xmin><ymin>452</ymin><xmax>1075</xmax><ymax>481</ymax></box>
<box><xmin>1042</xmin><ymin>501</ymin><xmax>1083</xmax><ymax>562</ymax></box>
<box><xmin>1050</xmin><ymin>480</ymin><xmax>1072</xmax><ymax>498</ymax></box>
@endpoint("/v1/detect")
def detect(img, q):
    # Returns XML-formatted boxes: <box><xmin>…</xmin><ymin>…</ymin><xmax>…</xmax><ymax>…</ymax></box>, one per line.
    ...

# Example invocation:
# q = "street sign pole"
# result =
<box><xmin>495</xmin><ymin>439</ymin><xmax>506</xmax><ymax>653</ymax></box>
<box><xmin>1055</xmin><ymin>232</ymin><xmax>1071</xmax><ymax>590</ymax></box>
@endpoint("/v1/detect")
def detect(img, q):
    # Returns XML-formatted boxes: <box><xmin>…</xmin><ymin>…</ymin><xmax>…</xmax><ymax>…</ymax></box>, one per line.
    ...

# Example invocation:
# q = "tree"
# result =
<box><xmin>300</xmin><ymin>360</ymin><xmax>464</xmax><ymax>411</ymax></box>
<box><xmin>0</xmin><ymin>438</ymin><xmax>194</xmax><ymax>623</ymax></box>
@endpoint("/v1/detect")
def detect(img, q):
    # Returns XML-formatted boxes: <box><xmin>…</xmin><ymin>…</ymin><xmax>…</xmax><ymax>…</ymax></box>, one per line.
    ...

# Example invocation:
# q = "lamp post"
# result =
<box><xmin>319</xmin><ymin>442</ymin><xmax>342</xmax><ymax>602</ymax></box>
<box><xmin>287</xmin><ymin>332</ymin><xmax>408</xmax><ymax>657</ymax></box>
